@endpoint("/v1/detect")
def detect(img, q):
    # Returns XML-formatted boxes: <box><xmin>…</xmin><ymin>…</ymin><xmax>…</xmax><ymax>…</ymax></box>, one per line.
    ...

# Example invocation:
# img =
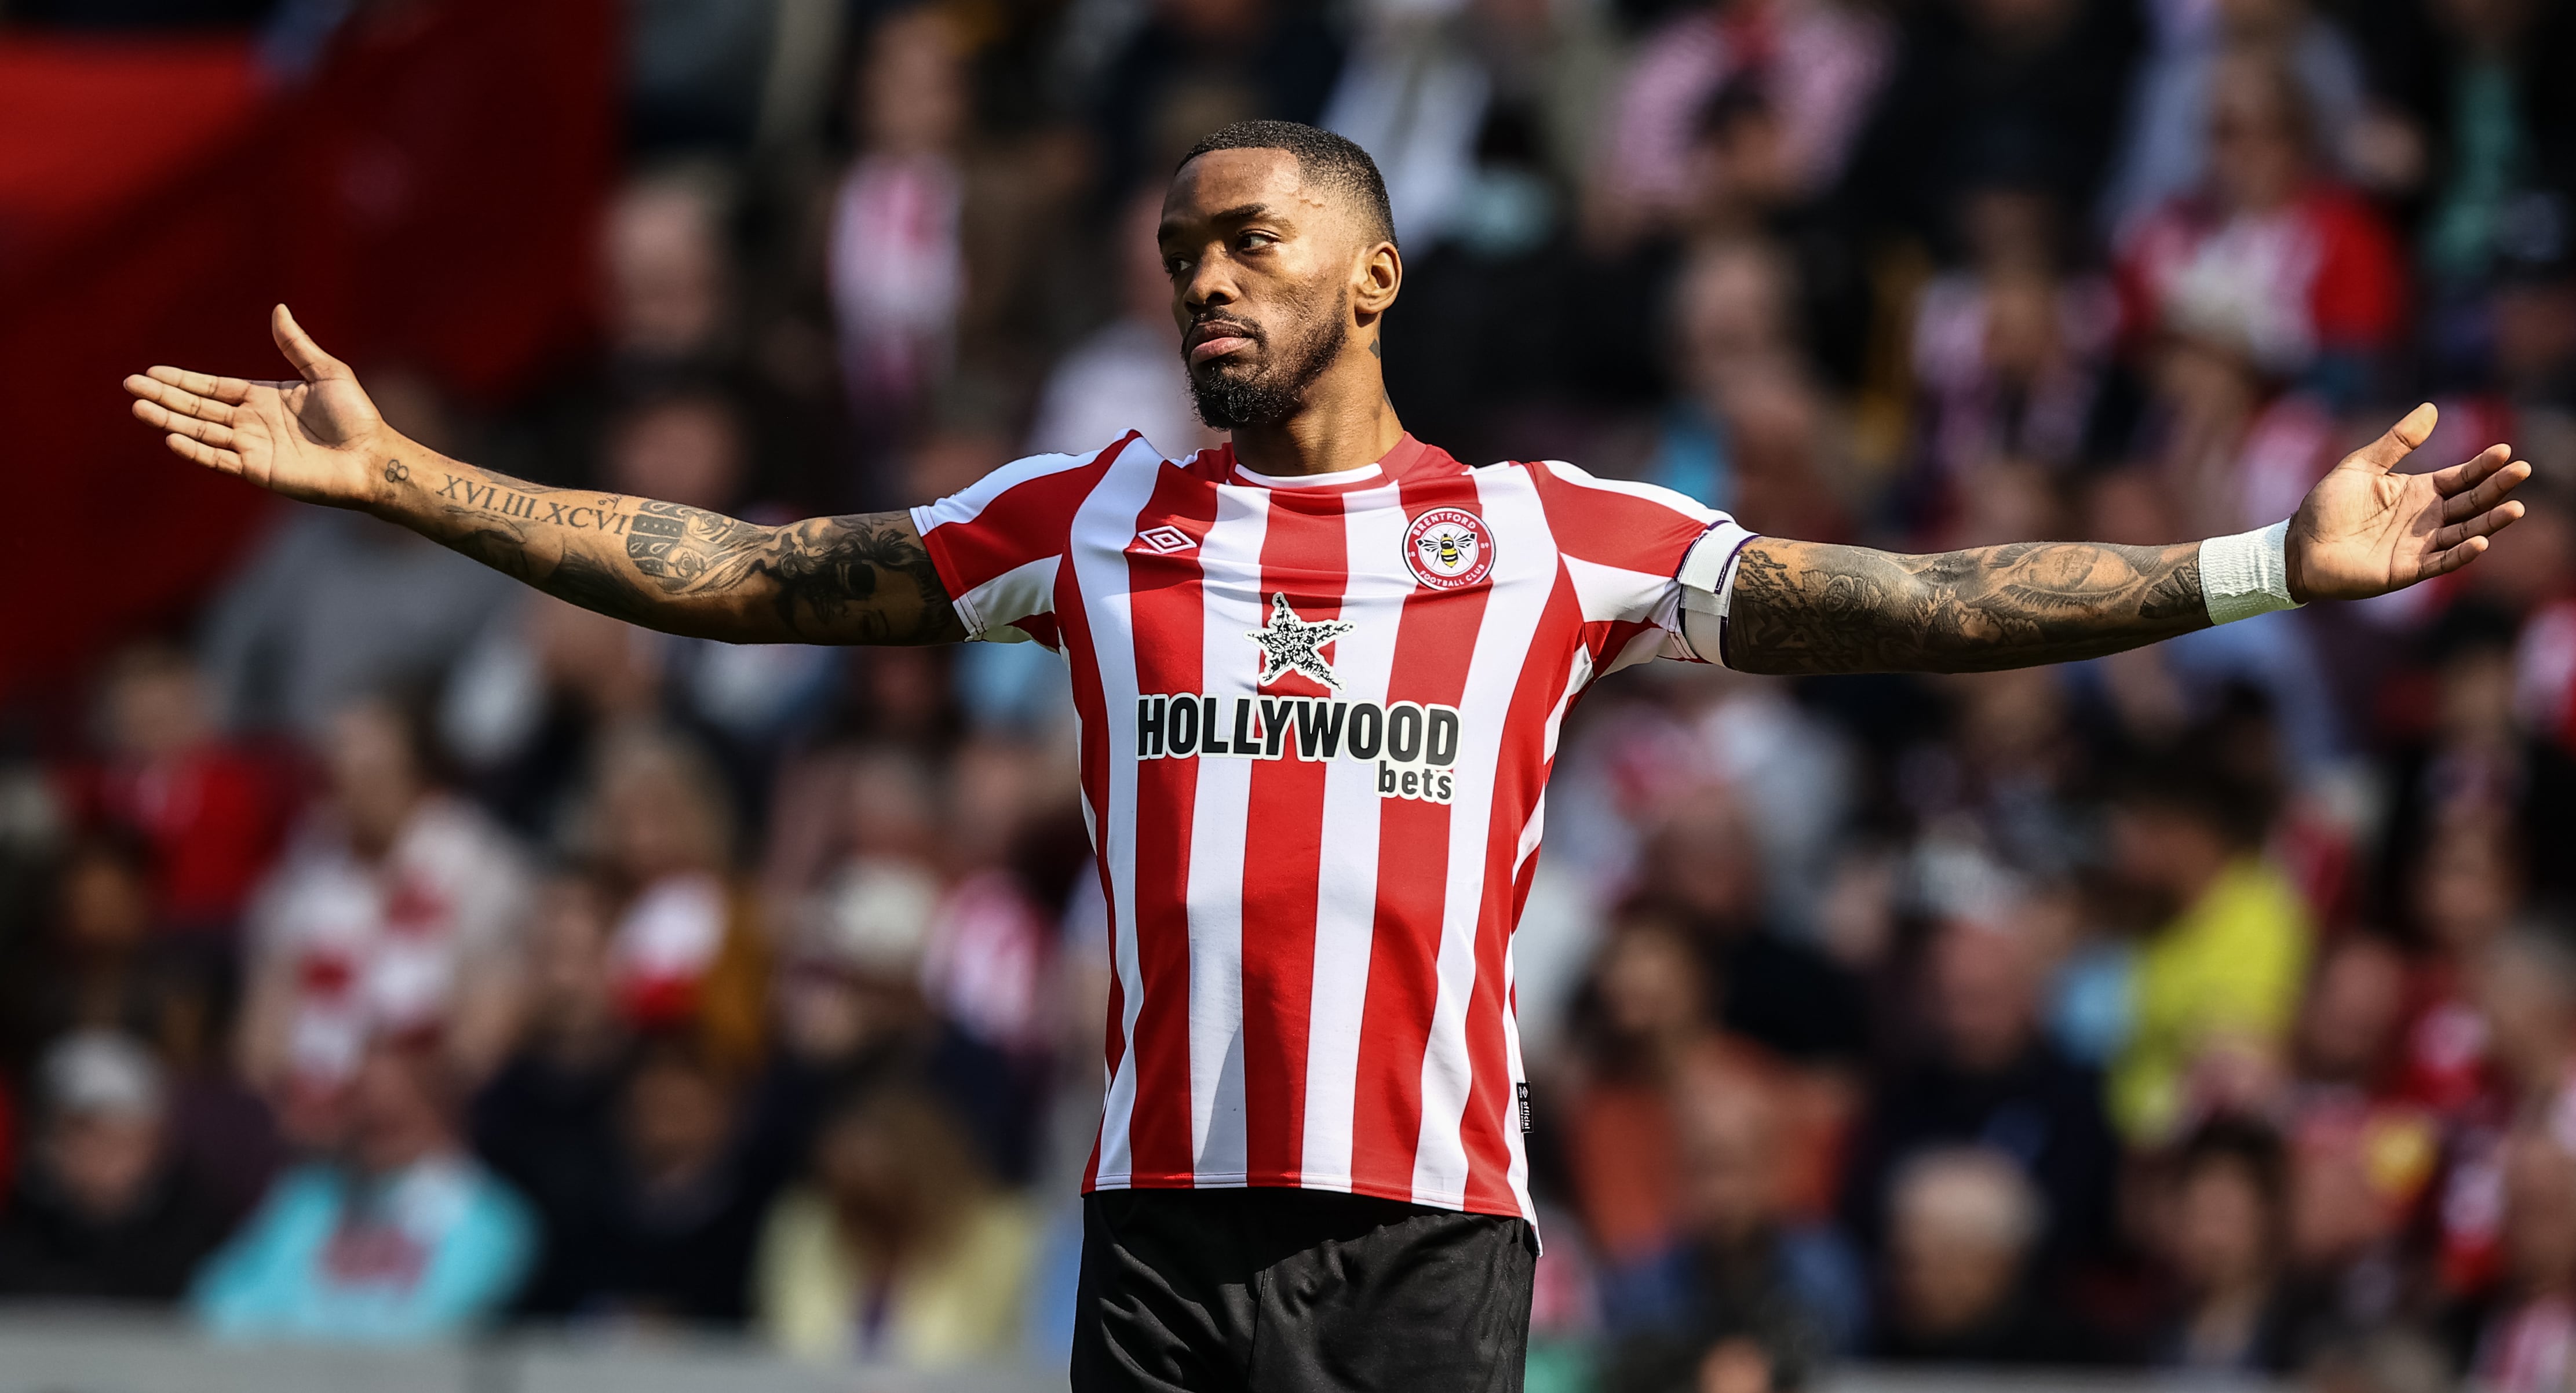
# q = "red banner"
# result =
<box><xmin>0</xmin><ymin>0</ymin><xmax>616</xmax><ymax>695</ymax></box>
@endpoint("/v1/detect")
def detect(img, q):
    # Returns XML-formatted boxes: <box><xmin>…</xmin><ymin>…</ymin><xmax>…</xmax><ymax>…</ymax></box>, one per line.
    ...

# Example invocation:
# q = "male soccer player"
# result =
<box><xmin>128</xmin><ymin>121</ymin><xmax>2524</xmax><ymax>1391</ymax></box>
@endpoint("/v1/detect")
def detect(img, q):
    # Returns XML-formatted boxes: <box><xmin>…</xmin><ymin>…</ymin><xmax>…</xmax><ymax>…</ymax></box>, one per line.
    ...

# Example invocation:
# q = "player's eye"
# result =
<box><xmin>1236</xmin><ymin>231</ymin><xmax>1277</xmax><ymax>252</ymax></box>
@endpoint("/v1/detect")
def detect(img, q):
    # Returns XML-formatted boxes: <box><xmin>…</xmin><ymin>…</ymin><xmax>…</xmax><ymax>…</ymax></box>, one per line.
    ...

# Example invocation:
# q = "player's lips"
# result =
<box><xmin>1186</xmin><ymin>319</ymin><xmax>1260</xmax><ymax>364</ymax></box>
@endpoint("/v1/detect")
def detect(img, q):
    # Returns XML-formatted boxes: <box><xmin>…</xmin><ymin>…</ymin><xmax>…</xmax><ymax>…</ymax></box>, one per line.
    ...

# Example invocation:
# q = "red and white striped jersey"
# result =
<box><xmin>911</xmin><ymin>432</ymin><xmax>1752</xmax><ymax>1221</ymax></box>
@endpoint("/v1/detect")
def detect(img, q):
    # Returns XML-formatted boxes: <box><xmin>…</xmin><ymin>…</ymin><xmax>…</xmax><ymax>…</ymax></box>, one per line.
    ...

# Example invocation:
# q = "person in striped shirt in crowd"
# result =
<box><xmin>126</xmin><ymin>118</ymin><xmax>2528</xmax><ymax>1393</ymax></box>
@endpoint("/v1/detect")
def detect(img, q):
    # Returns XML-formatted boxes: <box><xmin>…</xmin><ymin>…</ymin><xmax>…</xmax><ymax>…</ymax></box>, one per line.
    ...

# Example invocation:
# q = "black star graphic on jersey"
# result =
<box><xmin>1247</xmin><ymin>593</ymin><xmax>1356</xmax><ymax>690</ymax></box>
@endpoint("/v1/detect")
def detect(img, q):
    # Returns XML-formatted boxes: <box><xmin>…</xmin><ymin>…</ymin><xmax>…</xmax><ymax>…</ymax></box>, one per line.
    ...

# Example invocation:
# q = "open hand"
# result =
<box><xmin>122</xmin><ymin>304</ymin><xmax>391</xmax><ymax>508</ymax></box>
<box><xmin>2286</xmin><ymin>403</ymin><xmax>2530</xmax><ymax>602</ymax></box>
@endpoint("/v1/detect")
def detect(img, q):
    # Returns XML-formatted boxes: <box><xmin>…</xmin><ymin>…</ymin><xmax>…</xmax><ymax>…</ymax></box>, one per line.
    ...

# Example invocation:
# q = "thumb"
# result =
<box><xmin>2348</xmin><ymin>402</ymin><xmax>2438</xmax><ymax>473</ymax></box>
<box><xmin>271</xmin><ymin>304</ymin><xmax>349</xmax><ymax>384</ymax></box>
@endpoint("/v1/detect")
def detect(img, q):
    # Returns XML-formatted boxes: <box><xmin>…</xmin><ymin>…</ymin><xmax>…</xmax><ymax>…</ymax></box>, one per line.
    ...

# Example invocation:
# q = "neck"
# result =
<box><xmin>1227</xmin><ymin>345</ymin><xmax>1407</xmax><ymax>478</ymax></box>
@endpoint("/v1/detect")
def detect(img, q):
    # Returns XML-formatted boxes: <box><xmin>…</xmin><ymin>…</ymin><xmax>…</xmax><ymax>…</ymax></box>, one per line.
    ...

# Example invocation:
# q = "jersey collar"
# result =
<box><xmin>1211</xmin><ymin>433</ymin><xmax>1436</xmax><ymax>491</ymax></box>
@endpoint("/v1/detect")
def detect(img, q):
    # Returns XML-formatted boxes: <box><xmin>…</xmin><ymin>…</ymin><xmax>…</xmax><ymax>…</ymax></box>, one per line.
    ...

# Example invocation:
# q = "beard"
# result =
<box><xmin>1186</xmin><ymin>286</ymin><xmax>1349</xmax><ymax>431</ymax></box>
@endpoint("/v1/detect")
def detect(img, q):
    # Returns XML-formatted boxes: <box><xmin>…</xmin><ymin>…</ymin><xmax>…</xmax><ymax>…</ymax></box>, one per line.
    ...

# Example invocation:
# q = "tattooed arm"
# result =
<box><xmin>1717</xmin><ymin>406</ymin><xmax>2531</xmax><ymax>676</ymax></box>
<box><xmin>124</xmin><ymin>306</ymin><xmax>962</xmax><ymax>645</ymax></box>
<box><xmin>370</xmin><ymin>457</ymin><xmax>961</xmax><ymax>644</ymax></box>
<box><xmin>1720</xmin><ymin>538</ymin><xmax>2208</xmax><ymax>674</ymax></box>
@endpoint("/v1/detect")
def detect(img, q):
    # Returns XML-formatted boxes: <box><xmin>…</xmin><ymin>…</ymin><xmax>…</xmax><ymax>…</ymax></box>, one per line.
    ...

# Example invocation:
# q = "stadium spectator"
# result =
<box><xmin>2462</xmin><ymin>1125</ymin><xmax>2576</xmax><ymax>1391</ymax></box>
<box><xmin>0</xmin><ymin>1031</ymin><xmax>232</xmax><ymax>1302</ymax></box>
<box><xmin>236</xmin><ymin>698</ymin><xmax>530</xmax><ymax>1134</ymax></box>
<box><xmin>1903</xmin><ymin>184</ymin><xmax>2120</xmax><ymax>537</ymax></box>
<box><xmin>190</xmin><ymin>1034</ymin><xmax>534</xmax><ymax>1343</ymax></box>
<box><xmin>1840</xmin><ymin>918</ymin><xmax>2119</xmax><ymax>1275</ymax></box>
<box><xmin>537</xmin><ymin>1034</ymin><xmax>775</xmax><ymax>1325</ymax></box>
<box><xmin>604</xmin><ymin>169</ymin><xmax>735</xmax><ymax>366</ymax></box>
<box><xmin>1871</xmin><ymin>1145</ymin><xmax>2098</xmax><ymax>1363</ymax></box>
<box><xmin>2114</xmin><ymin>50</ymin><xmax>2406</xmax><ymax>398</ymax></box>
<box><xmin>468</xmin><ymin>872</ymin><xmax>631</xmax><ymax>1314</ymax></box>
<box><xmin>1597</xmin><ymin>1052</ymin><xmax>1866</xmax><ymax>1392</ymax></box>
<box><xmin>830</xmin><ymin>8</ymin><xmax>973</xmax><ymax>439</ymax></box>
<box><xmin>1589</xmin><ymin>0</ymin><xmax>1891</xmax><ymax>249</ymax></box>
<box><xmin>53</xmin><ymin>642</ymin><xmax>283</xmax><ymax>935</ymax></box>
<box><xmin>753</xmin><ymin>1082</ymin><xmax>1039</xmax><ymax>1363</ymax></box>
<box><xmin>2100</xmin><ymin>0</ymin><xmax>2400</xmax><ymax>239</ymax></box>
<box><xmin>1561</xmin><ymin>909</ymin><xmax>1724</xmax><ymax>1264</ymax></box>
<box><xmin>2104</xmin><ymin>759</ymin><xmax>2314</xmax><ymax>1145</ymax></box>
<box><xmin>2148</xmin><ymin>1118</ymin><xmax>2303</xmax><ymax>1373</ymax></box>
<box><xmin>1639</xmin><ymin>787</ymin><xmax>1868</xmax><ymax>1064</ymax></box>
<box><xmin>1838</xmin><ymin>0</ymin><xmax>2144</xmax><ymax>250</ymax></box>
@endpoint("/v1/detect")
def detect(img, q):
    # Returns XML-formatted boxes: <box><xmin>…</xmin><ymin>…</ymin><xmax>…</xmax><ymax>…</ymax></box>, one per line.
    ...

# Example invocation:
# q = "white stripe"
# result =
<box><xmin>1560</xmin><ymin>553</ymin><xmax>1676</xmax><ymax>623</ymax></box>
<box><xmin>1514</xmin><ymin>646</ymin><xmax>1593</xmax><ymax>876</ymax></box>
<box><xmin>1184</xmin><ymin>484</ymin><xmax>1269</xmax><ymax>1180</ymax></box>
<box><xmin>1532</xmin><ymin>457</ymin><xmax>1725</xmax><ymax>520</ymax></box>
<box><xmin>1499</xmin><ymin>939</ymin><xmax>1534</xmax><ymax>1224</ymax></box>
<box><xmin>1297</xmin><ymin>479</ymin><xmax>1410</xmax><ymax>1189</ymax></box>
<box><xmin>910</xmin><ymin>439</ymin><xmax>1137</xmax><ymax>534</ymax></box>
<box><xmin>1411</xmin><ymin>465</ymin><xmax>1555</xmax><ymax>1206</ymax></box>
<box><xmin>957</xmin><ymin>553</ymin><xmax>1060</xmax><ymax>643</ymax></box>
<box><xmin>1067</xmin><ymin>441</ymin><xmax>1164</xmax><ymax>1187</ymax></box>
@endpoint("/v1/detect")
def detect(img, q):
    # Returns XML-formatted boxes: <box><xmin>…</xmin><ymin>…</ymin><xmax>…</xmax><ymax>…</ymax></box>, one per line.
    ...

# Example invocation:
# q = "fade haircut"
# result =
<box><xmin>1178</xmin><ymin>121</ymin><xmax>1398</xmax><ymax>250</ymax></box>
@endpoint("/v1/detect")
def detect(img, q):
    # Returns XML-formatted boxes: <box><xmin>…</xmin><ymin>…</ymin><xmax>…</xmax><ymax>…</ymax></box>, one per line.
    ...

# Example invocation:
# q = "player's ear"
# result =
<box><xmin>1352</xmin><ymin>238</ymin><xmax>1401</xmax><ymax>316</ymax></box>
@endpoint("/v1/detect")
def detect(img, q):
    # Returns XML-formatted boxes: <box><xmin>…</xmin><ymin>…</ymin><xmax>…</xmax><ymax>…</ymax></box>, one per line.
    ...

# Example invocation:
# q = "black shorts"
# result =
<box><xmin>1071</xmin><ymin>1187</ymin><xmax>1538</xmax><ymax>1393</ymax></box>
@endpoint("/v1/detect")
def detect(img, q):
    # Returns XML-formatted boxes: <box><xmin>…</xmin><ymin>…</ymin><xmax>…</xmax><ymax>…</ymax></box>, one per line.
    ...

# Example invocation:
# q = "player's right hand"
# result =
<box><xmin>123</xmin><ymin>304</ymin><xmax>391</xmax><ymax>509</ymax></box>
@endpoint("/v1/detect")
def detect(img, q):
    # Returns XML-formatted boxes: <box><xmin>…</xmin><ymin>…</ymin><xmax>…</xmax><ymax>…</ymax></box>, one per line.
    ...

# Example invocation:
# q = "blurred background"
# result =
<box><xmin>0</xmin><ymin>0</ymin><xmax>2572</xmax><ymax>1388</ymax></box>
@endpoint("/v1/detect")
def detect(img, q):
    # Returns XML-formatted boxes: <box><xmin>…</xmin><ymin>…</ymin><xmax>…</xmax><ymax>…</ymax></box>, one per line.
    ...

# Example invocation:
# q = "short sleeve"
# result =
<box><xmin>909</xmin><ymin>435</ymin><xmax>1136</xmax><ymax>646</ymax></box>
<box><xmin>1526</xmin><ymin>460</ymin><xmax>1754</xmax><ymax>673</ymax></box>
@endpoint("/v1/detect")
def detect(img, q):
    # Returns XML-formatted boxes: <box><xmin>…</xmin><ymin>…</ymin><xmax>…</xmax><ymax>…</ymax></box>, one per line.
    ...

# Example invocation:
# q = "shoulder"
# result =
<box><xmin>913</xmin><ymin>434</ymin><xmax>1159</xmax><ymax>533</ymax></box>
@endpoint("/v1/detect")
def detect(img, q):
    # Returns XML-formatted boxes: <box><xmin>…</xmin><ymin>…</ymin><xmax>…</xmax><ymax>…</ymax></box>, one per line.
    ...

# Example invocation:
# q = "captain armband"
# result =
<box><xmin>2199</xmin><ymin>520</ymin><xmax>2303</xmax><ymax>624</ymax></box>
<box><xmin>1676</xmin><ymin>527</ymin><xmax>1754</xmax><ymax>669</ymax></box>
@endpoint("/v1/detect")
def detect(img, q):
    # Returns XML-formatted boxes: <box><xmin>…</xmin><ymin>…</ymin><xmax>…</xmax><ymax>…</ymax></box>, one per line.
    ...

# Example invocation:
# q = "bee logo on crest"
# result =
<box><xmin>1404</xmin><ymin>507</ymin><xmax>1495</xmax><ymax>590</ymax></box>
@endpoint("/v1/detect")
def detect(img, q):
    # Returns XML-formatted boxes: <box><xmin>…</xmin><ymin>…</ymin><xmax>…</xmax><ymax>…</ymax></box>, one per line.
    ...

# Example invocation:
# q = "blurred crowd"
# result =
<box><xmin>3</xmin><ymin>0</ymin><xmax>2575</xmax><ymax>1387</ymax></box>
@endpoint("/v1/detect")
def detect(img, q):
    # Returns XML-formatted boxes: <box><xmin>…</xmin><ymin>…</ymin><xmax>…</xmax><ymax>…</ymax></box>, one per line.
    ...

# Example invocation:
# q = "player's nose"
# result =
<box><xmin>1178</xmin><ymin>250</ymin><xmax>1239</xmax><ymax>312</ymax></box>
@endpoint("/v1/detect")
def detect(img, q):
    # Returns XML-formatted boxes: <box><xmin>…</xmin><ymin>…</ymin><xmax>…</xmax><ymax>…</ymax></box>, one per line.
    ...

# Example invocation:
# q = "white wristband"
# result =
<box><xmin>2199</xmin><ymin>520</ymin><xmax>2301</xmax><ymax>624</ymax></box>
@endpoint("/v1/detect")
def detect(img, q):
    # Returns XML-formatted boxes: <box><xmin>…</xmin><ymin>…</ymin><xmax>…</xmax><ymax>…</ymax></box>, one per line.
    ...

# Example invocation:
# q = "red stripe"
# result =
<box><xmin>1119</xmin><ymin>462</ymin><xmax>1222</xmax><ymax>1184</ymax></box>
<box><xmin>1459</xmin><ymin>562</ymin><xmax>1586</xmax><ymax>1213</ymax></box>
<box><xmin>1238</xmin><ymin>486</ymin><xmax>1350</xmax><ymax>1186</ymax></box>
<box><xmin>1525</xmin><ymin>461</ymin><xmax>1712</xmax><ymax>574</ymax></box>
<box><xmin>922</xmin><ymin>438</ymin><xmax>1130</xmax><ymax>596</ymax></box>
<box><xmin>1581</xmin><ymin>618</ymin><xmax>1659</xmax><ymax>668</ymax></box>
<box><xmin>1053</xmin><ymin>498</ymin><xmax>1119</xmax><ymax>1194</ymax></box>
<box><xmin>1348</xmin><ymin>451</ymin><xmax>1494</xmax><ymax>1201</ymax></box>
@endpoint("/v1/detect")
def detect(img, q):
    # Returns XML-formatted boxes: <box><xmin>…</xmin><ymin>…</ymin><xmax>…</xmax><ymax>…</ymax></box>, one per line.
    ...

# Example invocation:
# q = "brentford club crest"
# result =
<box><xmin>1405</xmin><ymin>507</ymin><xmax>1495</xmax><ymax>590</ymax></box>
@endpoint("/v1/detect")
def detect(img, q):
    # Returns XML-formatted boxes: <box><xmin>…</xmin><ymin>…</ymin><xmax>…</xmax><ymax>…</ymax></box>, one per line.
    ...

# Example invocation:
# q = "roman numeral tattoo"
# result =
<box><xmin>397</xmin><ymin>465</ymin><xmax>962</xmax><ymax>644</ymax></box>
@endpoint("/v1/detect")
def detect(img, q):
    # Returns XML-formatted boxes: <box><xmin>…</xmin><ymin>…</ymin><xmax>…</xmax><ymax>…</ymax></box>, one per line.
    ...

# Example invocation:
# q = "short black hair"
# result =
<box><xmin>1178</xmin><ymin>120</ymin><xmax>1398</xmax><ymax>249</ymax></box>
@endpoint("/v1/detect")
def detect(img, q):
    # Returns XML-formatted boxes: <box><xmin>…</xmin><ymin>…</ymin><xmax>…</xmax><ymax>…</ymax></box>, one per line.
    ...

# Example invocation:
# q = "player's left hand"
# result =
<box><xmin>2286</xmin><ymin>402</ymin><xmax>2530</xmax><ymax>602</ymax></box>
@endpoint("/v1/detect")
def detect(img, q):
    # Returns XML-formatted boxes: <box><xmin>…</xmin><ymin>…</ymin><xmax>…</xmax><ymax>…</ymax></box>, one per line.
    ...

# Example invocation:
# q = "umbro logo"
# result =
<box><xmin>1133</xmin><ymin>524</ymin><xmax>1196</xmax><ymax>555</ymax></box>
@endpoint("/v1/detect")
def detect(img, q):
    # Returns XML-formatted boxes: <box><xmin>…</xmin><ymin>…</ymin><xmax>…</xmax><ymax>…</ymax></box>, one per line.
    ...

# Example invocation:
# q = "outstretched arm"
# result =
<box><xmin>1718</xmin><ymin>404</ymin><xmax>2530</xmax><ymax>676</ymax></box>
<box><xmin>123</xmin><ymin>306</ymin><xmax>963</xmax><ymax>646</ymax></box>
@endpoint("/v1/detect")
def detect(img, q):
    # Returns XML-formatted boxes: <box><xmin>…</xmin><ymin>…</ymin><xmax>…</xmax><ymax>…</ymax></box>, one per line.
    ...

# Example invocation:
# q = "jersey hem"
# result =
<box><xmin>1079</xmin><ymin>1171</ymin><xmax>1533</xmax><ymax>1223</ymax></box>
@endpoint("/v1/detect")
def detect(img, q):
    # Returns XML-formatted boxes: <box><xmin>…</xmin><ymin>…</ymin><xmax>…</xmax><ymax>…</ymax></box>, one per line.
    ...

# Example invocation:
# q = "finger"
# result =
<box><xmin>143</xmin><ymin>364</ymin><xmax>254</xmax><ymax>404</ymax></box>
<box><xmin>132</xmin><ymin>398</ymin><xmax>237</xmax><ymax>448</ymax></box>
<box><xmin>165</xmin><ymin>432</ymin><xmax>244</xmax><ymax>477</ymax></box>
<box><xmin>124</xmin><ymin>375</ymin><xmax>237</xmax><ymax>425</ymax></box>
<box><xmin>2433</xmin><ymin>500</ymin><xmax>2526</xmax><ymax>552</ymax></box>
<box><xmin>271</xmin><ymin>304</ymin><xmax>348</xmax><ymax>384</ymax></box>
<box><xmin>2350</xmin><ymin>402</ymin><xmax>2439</xmax><ymax>472</ymax></box>
<box><xmin>2429</xmin><ymin>444</ymin><xmax>2513</xmax><ymax>496</ymax></box>
<box><xmin>2441</xmin><ymin>458</ymin><xmax>2531</xmax><ymax>523</ymax></box>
